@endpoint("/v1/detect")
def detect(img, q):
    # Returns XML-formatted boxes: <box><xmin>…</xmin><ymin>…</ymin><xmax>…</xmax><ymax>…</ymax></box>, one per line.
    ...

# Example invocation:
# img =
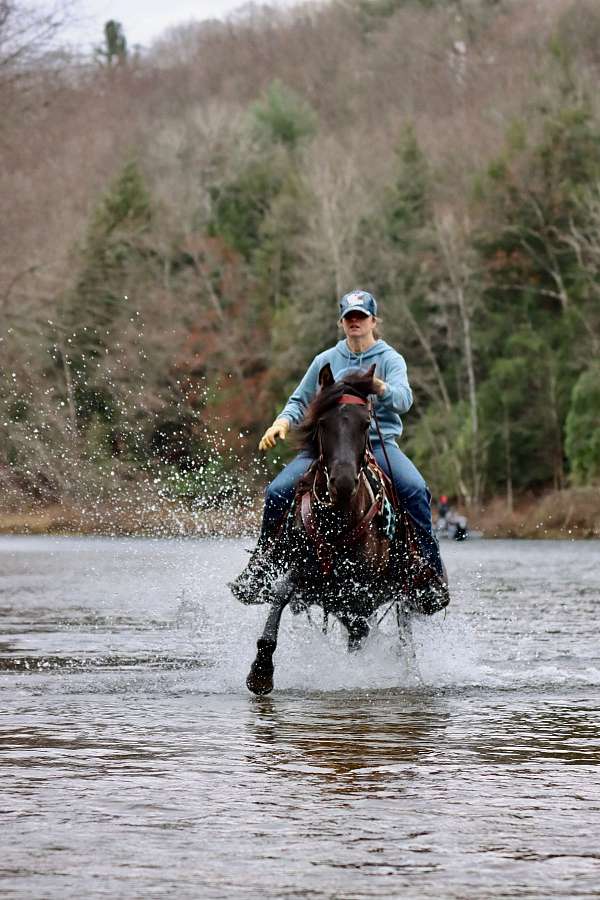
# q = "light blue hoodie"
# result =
<box><xmin>278</xmin><ymin>339</ymin><xmax>413</xmax><ymax>443</ymax></box>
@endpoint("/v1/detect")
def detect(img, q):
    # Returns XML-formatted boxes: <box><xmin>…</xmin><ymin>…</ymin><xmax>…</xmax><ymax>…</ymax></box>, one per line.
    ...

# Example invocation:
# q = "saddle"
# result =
<box><xmin>292</xmin><ymin>451</ymin><xmax>448</xmax><ymax>616</ymax></box>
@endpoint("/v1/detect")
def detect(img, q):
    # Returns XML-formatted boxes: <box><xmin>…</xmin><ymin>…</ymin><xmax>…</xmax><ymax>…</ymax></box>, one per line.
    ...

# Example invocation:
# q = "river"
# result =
<box><xmin>1</xmin><ymin>535</ymin><xmax>599</xmax><ymax>898</ymax></box>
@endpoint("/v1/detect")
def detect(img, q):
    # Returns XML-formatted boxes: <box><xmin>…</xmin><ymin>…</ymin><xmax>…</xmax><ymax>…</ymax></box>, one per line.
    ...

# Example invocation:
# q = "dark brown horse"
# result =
<box><xmin>245</xmin><ymin>363</ymin><xmax>445</xmax><ymax>695</ymax></box>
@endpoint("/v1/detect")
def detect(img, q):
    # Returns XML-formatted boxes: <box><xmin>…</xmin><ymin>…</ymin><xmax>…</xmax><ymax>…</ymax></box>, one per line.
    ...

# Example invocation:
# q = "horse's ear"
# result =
<box><xmin>319</xmin><ymin>363</ymin><xmax>335</xmax><ymax>389</ymax></box>
<box><xmin>366</xmin><ymin>363</ymin><xmax>376</xmax><ymax>382</ymax></box>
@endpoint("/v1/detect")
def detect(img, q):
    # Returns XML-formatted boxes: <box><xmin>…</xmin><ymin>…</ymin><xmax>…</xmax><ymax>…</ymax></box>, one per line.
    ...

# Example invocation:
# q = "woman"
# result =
<box><xmin>231</xmin><ymin>290</ymin><xmax>447</xmax><ymax>604</ymax></box>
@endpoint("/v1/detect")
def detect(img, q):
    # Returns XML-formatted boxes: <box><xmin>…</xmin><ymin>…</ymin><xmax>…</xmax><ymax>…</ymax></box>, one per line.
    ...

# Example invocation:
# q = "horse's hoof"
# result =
<box><xmin>246</xmin><ymin>670</ymin><xmax>273</xmax><ymax>695</ymax></box>
<box><xmin>246</xmin><ymin>640</ymin><xmax>275</xmax><ymax>695</ymax></box>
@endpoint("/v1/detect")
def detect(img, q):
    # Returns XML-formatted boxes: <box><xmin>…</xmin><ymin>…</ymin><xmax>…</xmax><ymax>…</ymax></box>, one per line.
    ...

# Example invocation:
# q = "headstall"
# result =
<box><xmin>338</xmin><ymin>393</ymin><xmax>369</xmax><ymax>407</ymax></box>
<box><xmin>301</xmin><ymin>389</ymin><xmax>386</xmax><ymax>575</ymax></box>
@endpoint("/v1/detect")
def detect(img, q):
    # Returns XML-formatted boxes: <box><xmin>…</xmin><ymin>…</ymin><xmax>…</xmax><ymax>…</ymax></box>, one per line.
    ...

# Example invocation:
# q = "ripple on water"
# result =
<box><xmin>1</xmin><ymin>536</ymin><xmax>599</xmax><ymax>899</ymax></box>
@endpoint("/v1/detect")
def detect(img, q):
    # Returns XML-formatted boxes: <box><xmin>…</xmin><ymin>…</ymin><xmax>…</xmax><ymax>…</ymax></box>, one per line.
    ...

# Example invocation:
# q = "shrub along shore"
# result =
<box><xmin>0</xmin><ymin>488</ymin><xmax>598</xmax><ymax>540</ymax></box>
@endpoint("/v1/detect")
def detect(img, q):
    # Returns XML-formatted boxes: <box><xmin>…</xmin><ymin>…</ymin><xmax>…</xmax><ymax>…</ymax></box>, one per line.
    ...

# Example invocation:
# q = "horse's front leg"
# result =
<box><xmin>396</xmin><ymin>602</ymin><xmax>420</xmax><ymax>679</ymax></box>
<box><xmin>246</xmin><ymin>579</ymin><xmax>292</xmax><ymax>695</ymax></box>
<box><xmin>346</xmin><ymin>615</ymin><xmax>370</xmax><ymax>652</ymax></box>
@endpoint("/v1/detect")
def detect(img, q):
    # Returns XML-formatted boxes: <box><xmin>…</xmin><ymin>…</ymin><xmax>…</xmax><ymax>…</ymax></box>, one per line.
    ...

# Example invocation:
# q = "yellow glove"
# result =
<box><xmin>258</xmin><ymin>418</ymin><xmax>290</xmax><ymax>451</ymax></box>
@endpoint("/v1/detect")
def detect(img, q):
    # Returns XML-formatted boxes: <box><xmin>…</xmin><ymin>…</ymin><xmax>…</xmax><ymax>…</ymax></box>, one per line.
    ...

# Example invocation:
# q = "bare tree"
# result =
<box><xmin>435</xmin><ymin>212</ymin><xmax>483</xmax><ymax>506</ymax></box>
<box><xmin>0</xmin><ymin>1</ymin><xmax>70</xmax><ymax>83</ymax></box>
<box><xmin>561</xmin><ymin>185</ymin><xmax>600</xmax><ymax>357</ymax></box>
<box><xmin>302</xmin><ymin>138</ymin><xmax>368</xmax><ymax>296</ymax></box>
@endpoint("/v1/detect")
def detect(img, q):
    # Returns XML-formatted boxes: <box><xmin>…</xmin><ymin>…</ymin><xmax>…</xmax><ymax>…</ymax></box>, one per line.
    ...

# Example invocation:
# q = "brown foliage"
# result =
<box><xmin>2</xmin><ymin>0</ymin><xmax>599</xmax><ymax>512</ymax></box>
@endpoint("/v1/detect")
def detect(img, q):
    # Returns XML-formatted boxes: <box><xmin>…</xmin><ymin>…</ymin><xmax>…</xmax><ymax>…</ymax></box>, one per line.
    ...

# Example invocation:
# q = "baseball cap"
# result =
<box><xmin>339</xmin><ymin>290</ymin><xmax>378</xmax><ymax>319</ymax></box>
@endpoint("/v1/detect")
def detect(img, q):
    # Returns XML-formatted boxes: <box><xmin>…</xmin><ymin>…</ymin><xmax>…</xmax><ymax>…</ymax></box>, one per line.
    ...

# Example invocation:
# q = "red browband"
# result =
<box><xmin>339</xmin><ymin>393</ymin><xmax>368</xmax><ymax>406</ymax></box>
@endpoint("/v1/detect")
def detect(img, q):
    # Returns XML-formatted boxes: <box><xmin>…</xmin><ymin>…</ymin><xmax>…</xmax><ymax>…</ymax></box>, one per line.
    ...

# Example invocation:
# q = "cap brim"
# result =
<box><xmin>340</xmin><ymin>307</ymin><xmax>371</xmax><ymax>319</ymax></box>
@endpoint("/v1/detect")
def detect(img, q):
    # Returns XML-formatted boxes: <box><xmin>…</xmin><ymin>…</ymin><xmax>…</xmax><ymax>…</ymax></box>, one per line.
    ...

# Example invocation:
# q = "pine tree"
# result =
<box><xmin>54</xmin><ymin>160</ymin><xmax>152</xmax><ymax>437</ymax></box>
<box><xmin>95</xmin><ymin>20</ymin><xmax>128</xmax><ymax>67</ymax></box>
<box><xmin>565</xmin><ymin>365</ymin><xmax>600</xmax><ymax>485</ymax></box>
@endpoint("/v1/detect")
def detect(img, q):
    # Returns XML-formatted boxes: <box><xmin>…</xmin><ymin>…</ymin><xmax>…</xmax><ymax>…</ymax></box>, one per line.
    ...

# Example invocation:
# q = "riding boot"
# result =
<box><xmin>229</xmin><ymin>539</ymin><xmax>279</xmax><ymax>605</ymax></box>
<box><xmin>413</xmin><ymin>561</ymin><xmax>450</xmax><ymax>616</ymax></box>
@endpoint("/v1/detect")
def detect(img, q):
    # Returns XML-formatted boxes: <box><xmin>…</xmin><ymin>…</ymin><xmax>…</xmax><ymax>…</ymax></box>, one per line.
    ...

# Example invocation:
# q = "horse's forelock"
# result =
<box><xmin>340</xmin><ymin>369</ymin><xmax>376</xmax><ymax>398</ymax></box>
<box><xmin>295</xmin><ymin>368</ymin><xmax>375</xmax><ymax>453</ymax></box>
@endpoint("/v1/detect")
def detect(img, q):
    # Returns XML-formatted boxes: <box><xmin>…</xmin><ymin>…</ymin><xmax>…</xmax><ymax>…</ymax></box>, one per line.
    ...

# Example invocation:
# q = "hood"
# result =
<box><xmin>334</xmin><ymin>339</ymin><xmax>391</xmax><ymax>368</ymax></box>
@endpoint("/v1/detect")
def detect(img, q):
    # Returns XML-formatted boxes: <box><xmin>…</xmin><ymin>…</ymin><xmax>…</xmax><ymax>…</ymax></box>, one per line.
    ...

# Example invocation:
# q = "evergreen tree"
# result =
<box><xmin>565</xmin><ymin>365</ymin><xmax>600</xmax><ymax>485</ymax></box>
<box><xmin>207</xmin><ymin>88</ymin><xmax>318</xmax><ymax>432</ymax></box>
<box><xmin>474</xmin><ymin>95</ymin><xmax>600</xmax><ymax>490</ymax></box>
<box><xmin>358</xmin><ymin>127</ymin><xmax>475</xmax><ymax>498</ymax></box>
<box><xmin>208</xmin><ymin>161</ymin><xmax>282</xmax><ymax>263</ymax></box>
<box><xmin>54</xmin><ymin>160</ymin><xmax>152</xmax><ymax>442</ymax></box>
<box><xmin>95</xmin><ymin>20</ymin><xmax>128</xmax><ymax>67</ymax></box>
<box><xmin>250</xmin><ymin>81</ymin><xmax>317</xmax><ymax>150</ymax></box>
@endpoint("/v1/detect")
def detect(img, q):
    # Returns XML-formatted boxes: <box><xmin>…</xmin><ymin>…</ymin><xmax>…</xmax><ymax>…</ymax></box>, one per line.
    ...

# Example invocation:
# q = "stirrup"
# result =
<box><xmin>413</xmin><ymin>577</ymin><xmax>450</xmax><ymax>616</ymax></box>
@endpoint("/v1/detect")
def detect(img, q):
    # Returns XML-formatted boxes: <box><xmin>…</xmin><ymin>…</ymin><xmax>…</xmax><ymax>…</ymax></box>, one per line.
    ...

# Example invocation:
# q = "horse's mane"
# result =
<box><xmin>296</xmin><ymin>369</ymin><xmax>375</xmax><ymax>456</ymax></box>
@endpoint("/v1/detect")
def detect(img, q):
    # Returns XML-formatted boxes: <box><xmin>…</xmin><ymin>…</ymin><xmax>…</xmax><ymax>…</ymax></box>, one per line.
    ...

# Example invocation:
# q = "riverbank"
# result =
<box><xmin>0</xmin><ymin>487</ymin><xmax>598</xmax><ymax>539</ymax></box>
<box><xmin>467</xmin><ymin>488</ymin><xmax>600</xmax><ymax>539</ymax></box>
<box><xmin>0</xmin><ymin>482</ymin><xmax>261</xmax><ymax>539</ymax></box>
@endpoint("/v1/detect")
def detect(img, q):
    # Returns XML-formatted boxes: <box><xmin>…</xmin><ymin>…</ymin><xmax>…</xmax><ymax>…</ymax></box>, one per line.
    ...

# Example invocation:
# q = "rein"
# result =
<box><xmin>372</xmin><ymin>408</ymin><xmax>399</xmax><ymax>511</ymax></box>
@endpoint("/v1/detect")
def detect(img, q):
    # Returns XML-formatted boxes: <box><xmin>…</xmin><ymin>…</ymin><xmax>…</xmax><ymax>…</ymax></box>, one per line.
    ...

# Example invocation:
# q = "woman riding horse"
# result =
<box><xmin>231</xmin><ymin>289</ymin><xmax>449</xmax><ymax>612</ymax></box>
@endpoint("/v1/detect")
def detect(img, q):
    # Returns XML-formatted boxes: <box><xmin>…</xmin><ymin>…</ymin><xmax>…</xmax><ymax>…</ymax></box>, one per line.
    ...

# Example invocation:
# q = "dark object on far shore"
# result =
<box><xmin>435</xmin><ymin>506</ymin><xmax>469</xmax><ymax>542</ymax></box>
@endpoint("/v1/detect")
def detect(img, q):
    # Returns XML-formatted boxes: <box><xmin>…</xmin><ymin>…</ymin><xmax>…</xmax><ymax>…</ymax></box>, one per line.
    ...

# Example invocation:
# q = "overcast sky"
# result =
<box><xmin>59</xmin><ymin>0</ymin><xmax>291</xmax><ymax>51</ymax></box>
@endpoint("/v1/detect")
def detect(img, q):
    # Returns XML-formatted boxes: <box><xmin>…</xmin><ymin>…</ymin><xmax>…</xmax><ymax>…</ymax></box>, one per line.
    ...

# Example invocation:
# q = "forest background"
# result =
<box><xmin>1</xmin><ymin>0</ymin><xmax>599</xmax><ymax>537</ymax></box>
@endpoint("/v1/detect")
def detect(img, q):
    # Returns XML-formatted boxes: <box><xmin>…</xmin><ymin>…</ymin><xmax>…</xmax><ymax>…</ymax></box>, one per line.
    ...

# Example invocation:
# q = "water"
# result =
<box><xmin>1</xmin><ymin>535</ymin><xmax>599</xmax><ymax>898</ymax></box>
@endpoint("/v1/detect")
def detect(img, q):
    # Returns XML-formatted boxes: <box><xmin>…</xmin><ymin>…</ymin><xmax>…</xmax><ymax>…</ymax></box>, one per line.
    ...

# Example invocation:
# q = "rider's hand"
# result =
<box><xmin>258</xmin><ymin>418</ymin><xmax>290</xmax><ymax>451</ymax></box>
<box><xmin>372</xmin><ymin>377</ymin><xmax>387</xmax><ymax>397</ymax></box>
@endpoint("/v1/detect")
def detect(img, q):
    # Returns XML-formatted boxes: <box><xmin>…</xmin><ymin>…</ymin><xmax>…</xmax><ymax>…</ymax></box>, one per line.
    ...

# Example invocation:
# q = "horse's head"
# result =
<box><xmin>298</xmin><ymin>363</ymin><xmax>376</xmax><ymax>508</ymax></box>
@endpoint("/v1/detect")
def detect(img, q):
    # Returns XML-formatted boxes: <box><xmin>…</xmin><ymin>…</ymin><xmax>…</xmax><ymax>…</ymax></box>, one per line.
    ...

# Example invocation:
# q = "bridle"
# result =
<box><xmin>315</xmin><ymin>392</ymin><xmax>371</xmax><ymax>501</ymax></box>
<box><xmin>301</xmin><ymin>388</ymin><xmax>388</xmax><ymax>576</ymax></box>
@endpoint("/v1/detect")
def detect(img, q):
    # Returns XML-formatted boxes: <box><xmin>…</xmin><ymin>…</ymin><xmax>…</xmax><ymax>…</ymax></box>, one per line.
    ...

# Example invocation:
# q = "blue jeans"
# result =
<box><xmin>260</xmin><ymin>441</ymin><xmax>443</xmax><ymax>575</ymax></box>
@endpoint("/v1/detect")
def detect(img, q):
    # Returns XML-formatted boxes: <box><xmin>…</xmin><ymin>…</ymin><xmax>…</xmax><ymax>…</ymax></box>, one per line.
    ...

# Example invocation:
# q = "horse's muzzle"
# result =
<box><xmin>328</xmin><ymin>470</ymin><xmax>359</xmax><ymax>506</ymax></box>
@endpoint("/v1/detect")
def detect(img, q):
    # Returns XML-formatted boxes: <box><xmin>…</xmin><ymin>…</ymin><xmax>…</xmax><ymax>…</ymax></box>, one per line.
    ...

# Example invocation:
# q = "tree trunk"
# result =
<box><xmin>59</xmin><ymin>346</ymin><xmax>78</xmax><ymax>438</ymax></box>
<box><xmin>503</xmin><ymin>405</ymin><xmax>513</xmax><ymax>514</ymax></box>
<box><xmin>403</xmin><ymin>305</ymin><xmax>452</xmax><ymax>412</ymax></box>
<box><xmin>455</xmin><ymin>282</ymin><xmax>480</xmax><ymax>505</ymax></box>
<box><xmin>548</xmin><ymin>369</ymin><xmax>565</xmax><ymax>490</ymax></box>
